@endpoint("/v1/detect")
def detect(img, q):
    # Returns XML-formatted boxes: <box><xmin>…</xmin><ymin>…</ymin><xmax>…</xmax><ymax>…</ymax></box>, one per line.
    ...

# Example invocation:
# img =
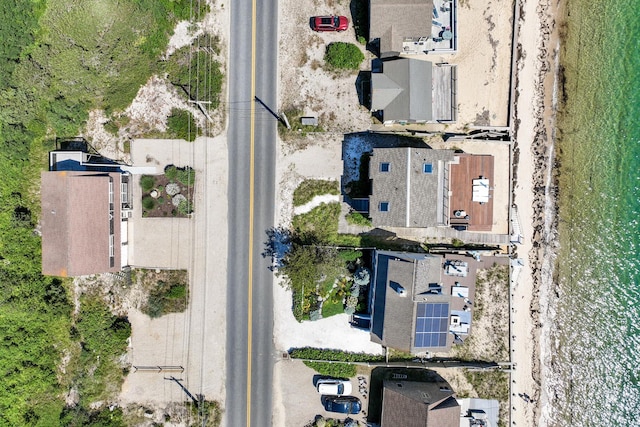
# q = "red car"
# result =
<box><xmin>311</xmin><ymin>15</ymin><xmax>349</xmax><ymax>32</ymax></box>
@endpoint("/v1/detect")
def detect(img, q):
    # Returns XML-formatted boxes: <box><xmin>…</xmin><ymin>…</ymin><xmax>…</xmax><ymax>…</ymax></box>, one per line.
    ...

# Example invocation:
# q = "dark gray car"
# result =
<box><xmin>322</xmin><ymin>396</ymin><xmax>362</xmax><ymax>414</ymax></box>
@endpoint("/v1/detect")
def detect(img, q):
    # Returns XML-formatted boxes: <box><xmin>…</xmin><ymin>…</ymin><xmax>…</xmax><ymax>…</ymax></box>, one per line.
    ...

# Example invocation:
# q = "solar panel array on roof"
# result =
<box><xmin>414</xmin><ymin>302</ymin><xmax>449</xmax><ymax>348</ymax></box>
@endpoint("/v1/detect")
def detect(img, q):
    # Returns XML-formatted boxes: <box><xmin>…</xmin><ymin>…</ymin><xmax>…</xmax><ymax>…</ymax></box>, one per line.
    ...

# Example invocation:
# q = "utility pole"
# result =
<box><xmin>254</xmin><ymin>96</ymin><xmax>290</xmax><ymax>128</ymax></box>
<box><xmin>188</xmin><ymin>99</ymin><xmax>214</xmax><ymax>123</ymax></box>
<box><xmin>165</xmin><ymin>376</ymin><xmax>207</xmax><ymax>427</ymax></box>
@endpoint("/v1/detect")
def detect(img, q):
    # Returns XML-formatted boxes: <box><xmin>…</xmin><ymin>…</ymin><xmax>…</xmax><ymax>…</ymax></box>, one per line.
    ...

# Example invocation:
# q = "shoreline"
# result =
<box><xmin>511</xmin><ymin>0</ymin><xmax>565</xmax><ymax>424</ymax></box>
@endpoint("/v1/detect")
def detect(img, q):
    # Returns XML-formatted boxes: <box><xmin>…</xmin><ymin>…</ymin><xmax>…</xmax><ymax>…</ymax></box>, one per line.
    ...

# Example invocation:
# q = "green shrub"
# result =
<box><xmin>292</xmin><ymin>203</ymin><xmax>341</xmax><ymax>243</ymax></box>
<box><xmin>145</xmin><ymin>284</ymin><xmax>189</xmax><ymax>318</ymax></box>
<box><xmin>303</xmin><ymin>361</ymin><xmax>357</xmax><ymax>378</ymax></box>
<box><xmin>140</xmin><ymin>175</ymin><xmax>155</xmax><ymax>192</ymax></box>
<box><xmin>157</xmin><ymin>185</ymin><xmax>164</xmax><ymax>193</ymax></box>
<box><xmin>165</xmin><ymin>165</ymin><xmax>178</xmax><ymax>181</ymax></box>
<box><xmin>142</xmin><ymin>196</ymin><xmax>156</xmax><ymax>210</ymax></box>
<box><xmin>177</xmin><ymin>199</ymin><xmax>193</xmax><ymax>215</ymax></box>
<box><xmin>157</xmin><ymin>196</ymin><xmax>165</xmax><ymax>205</ymax></box>
<box><xmin>176</xmin><ymin>166</ymin><xmax>196</xmax><ymax>186</ymax></box>
<box><xmin>357</xmin><ymin>35</ymin><xmax>367</xmax><ymax>45</ymax></box>
<box><xmin>290</xmin><ymin>347</ymin><xmax>383</xmax><ymax>363</ymax></box>
<box><xmin>167</xmin><ymin>108</ymin><xmax>198</xmax><ymax>141</ymax></box>
<box><xmin>293</xmin><ymin>179</ymin><xmax>340</xmax><ymax>206</ymax></box>
<box><xmin>167</xmin><ymin>284</ymin><xmax>187</xmax><ymax>299</ymax></box>
<box><xmin>324</xmin><ymin>42</ymin><xmax>365</xmax><ymax>70</ymax></box>
<box><xmin>104</xmin><ymin>120</ymin><xmax>119</xmax><ymax>135</ymax></box>
<box><xmin>338</xmin><ymin>249</ymin><xmax>363</xmax><ymax>262</ymax></box>
<box><xmin>346</xmin><ymin>211</ymin><xmax>372</xmax><ymax>226</ymax></box>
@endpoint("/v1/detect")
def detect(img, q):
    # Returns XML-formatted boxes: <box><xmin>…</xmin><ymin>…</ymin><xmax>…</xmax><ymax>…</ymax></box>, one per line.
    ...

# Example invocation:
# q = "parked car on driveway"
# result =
<box><xmin>311</xmin><ymin>15</ymin><xmax>349</xmax><ymax>32</ymax></box>
<box><xmin>322</xmin><ymin>395</ymin><xmax>362</xmax><ymax>414</ymax></box>
<box><xmin>316</xmin><ymin>379</ymin><xmax>353</xmax><ymax>396</ymax></box>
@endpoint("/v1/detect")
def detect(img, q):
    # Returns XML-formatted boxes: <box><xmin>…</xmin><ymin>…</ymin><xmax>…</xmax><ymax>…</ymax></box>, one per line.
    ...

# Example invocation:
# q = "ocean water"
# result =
<box><xmin>546</xmin><ymin>0</ymin><xmax>640</xmax><ymax>424</ymax></box>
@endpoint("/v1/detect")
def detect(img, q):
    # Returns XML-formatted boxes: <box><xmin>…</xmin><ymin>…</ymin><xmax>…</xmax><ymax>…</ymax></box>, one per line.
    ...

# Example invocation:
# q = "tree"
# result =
<box><xmin>279</xmin><ymin>245</ymin><xmax>346</xmax><ymax>294</ymax></box>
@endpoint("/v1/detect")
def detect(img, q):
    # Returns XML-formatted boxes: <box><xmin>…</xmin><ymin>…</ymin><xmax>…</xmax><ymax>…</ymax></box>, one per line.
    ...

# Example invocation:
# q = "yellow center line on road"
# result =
<box><xmin>246</xmin><ymin>0</ymin><xmax>258</xmax><ymax>424</ymax></box>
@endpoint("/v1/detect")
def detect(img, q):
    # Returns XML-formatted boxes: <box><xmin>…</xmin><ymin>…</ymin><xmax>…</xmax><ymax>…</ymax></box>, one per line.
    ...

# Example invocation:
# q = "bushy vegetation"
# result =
<box><xmin>166</xmin><ymin>34</ymin><xmax>223</xmax><ymax>108</ymax></box>
<box><xmin>346</xmin><ymin>211</ymin><xmax>372</xmax><ymax>227</ymax></box>
<box><xmin>73</xmin><ymin>295</ymin><xmax>132</xmax><ymax>405</ymax></box>
<box><xmin>324</xmin><ymin>42</ymin><xmax>365</xmax><ymax>70</ymax></box>
<box><xmin>144</xmin><ymin>281</ymin><xmax>188</xmax><ymax>318</ymax></box>
<box><xmin>303</xmin><ymin>361</ymin><xmax>357</xmax><ymax>378</ymax></box>
<box><xmin>140</xmin><ymin>175</ymin><xmax>156</xmax><ymax>192</ymax></box>
<box><xmin>175</xmin><ymin>166</ymin><xmax>196</xmax><ymax>186</ymax></box>
<box><xmin>142</xmin><ymin>196</ymin><xmax>156</xmax><ymax>210</ymax></box>
<box><xmin>0</xmin><ymin>0</ymin><xmax>200</xmax><ymax>421</ymax></box>
<box><xmin>190</xmin><ymin>400</ymin><xmax>222</xmax><ymax>427</ymax></box>
<box><xmin>464</xmin><ymin>370</ymin><xmax>510</xmax><ymax>401</ymax></box>
<box><xmin>293</xmin><ymin>179</ymin><xmax>340</xmax><ymax>206</ymax></box>
<box><xmin>292</xmin><ymin>203</ymin><xmax>345</xmax><ymax>244</ymax></box>
<box><xmin>290</xmin><ymin>347</ymin><xmax>384</xmax><ymax>363</ymax></box>
<box><xmin>167</xmin><ymin>109</ymin><xmax>199</xmax><ymax>142</ymax></box>
<box><xmin>60</xmin><ymin>406</ymin><xmax>126</xmax><ymax>427</ymax></box>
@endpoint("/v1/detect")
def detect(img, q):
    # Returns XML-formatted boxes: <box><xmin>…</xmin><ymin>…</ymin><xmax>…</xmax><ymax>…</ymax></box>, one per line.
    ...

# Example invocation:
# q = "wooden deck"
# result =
<box><xmin>432</xmin><ymin>64</ymin><xmax>456</xmax><ymax>121</ymax></box>
<box><xmin>448</xmin><ymin>154</ymin><xmax>494</xmax><ymax>231</ymax></box>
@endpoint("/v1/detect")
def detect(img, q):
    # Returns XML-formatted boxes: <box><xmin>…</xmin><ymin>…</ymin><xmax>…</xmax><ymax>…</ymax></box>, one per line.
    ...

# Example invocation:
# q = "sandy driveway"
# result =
<box><xmin>120</xmin><ymin>135</ymin><xmax>228</xmax><ymax>411</ymax></box>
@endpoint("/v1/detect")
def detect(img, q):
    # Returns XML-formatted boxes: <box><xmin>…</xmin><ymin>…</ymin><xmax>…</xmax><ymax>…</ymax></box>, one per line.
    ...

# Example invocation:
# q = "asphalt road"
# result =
<box><xmin>226</xmin><ymin>0</ymin><xmax>278</xmax><ymax>426</ymax></box>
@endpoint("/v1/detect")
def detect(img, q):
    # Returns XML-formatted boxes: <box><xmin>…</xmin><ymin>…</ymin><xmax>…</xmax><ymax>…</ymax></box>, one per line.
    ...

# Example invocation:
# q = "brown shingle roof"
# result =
<box><xmin>381</xmin><ymin>380</ymin><xmax>460</xmax><ymax>427</ymax></box>
<box><xmin>41</xmin><ymin>171</ymin><xmax>121</xmax><ymax>276</ymax></box>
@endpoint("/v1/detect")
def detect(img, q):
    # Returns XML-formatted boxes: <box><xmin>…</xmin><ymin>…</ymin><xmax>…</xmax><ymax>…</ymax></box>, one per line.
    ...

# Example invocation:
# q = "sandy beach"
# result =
<box><xmin>511</xmin><ymin>0</ymin><xmax>565</xmax><ymax>424</ymax></box>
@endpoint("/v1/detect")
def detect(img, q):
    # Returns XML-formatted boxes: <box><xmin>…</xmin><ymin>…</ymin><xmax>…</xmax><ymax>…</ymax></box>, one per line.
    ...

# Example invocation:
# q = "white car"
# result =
<box><xmin>316</xmin><ymin>379</ymin><xmax>353</xmax><ymax>396</ymax></box>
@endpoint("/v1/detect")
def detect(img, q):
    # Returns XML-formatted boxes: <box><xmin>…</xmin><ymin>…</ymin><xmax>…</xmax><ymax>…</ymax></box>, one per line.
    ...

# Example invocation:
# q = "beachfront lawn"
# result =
<box><xmin>321</xmin><ymin>297</ymin><xmax>345</xmax><ymax>318</ymax></box>
<box><xmin>451</xmin><ymin>264</ymin><xmax>509</xmax><ymax>362</ymax></box>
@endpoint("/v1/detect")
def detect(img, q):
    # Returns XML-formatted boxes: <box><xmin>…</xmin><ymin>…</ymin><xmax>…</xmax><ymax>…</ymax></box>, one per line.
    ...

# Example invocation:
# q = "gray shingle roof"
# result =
<box><xmin>370</xmin><ymin>0</ymin><xmax>434</xmax><ymax>56</ymax></box>
<box><xmin>372</xmin><ymin>58</ymin><xmax>457</xmax><ymax>123</ymax></box>
<box><xmin>371</xmin><ymin>251</ymin><xmax>451</xmax><ymax>353</ymax></box>
<box><xmin>369</xmin><ymin>147</ymin><xmax>455</xmax><ymax>228</ymax></box>
<box><xmin>372</xmin><ymin>58</ymin><xmax>433</xmax><ymax>122</ymax></box>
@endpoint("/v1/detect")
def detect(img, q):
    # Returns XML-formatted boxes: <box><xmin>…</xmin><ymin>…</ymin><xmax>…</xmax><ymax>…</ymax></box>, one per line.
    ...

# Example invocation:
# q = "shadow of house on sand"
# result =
<box><xmin>355</xmin><ymin>71</ymin><xmax>372</xmax><ymax>109</ymax></box>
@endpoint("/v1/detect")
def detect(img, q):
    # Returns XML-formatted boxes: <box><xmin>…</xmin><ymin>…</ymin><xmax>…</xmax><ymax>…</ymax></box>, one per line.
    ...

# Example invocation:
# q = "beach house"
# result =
<box><xmin>367</xmin><ymin>147</ymin><xmax>496</xmax><ymax>232</ymax></box>
<box><xmin>370</xmin><ymin>58</ymin><xmax>457</xmax><ymax>124</ymax></box>
<box><xmin>381</xmin><ymin>378</ymin><xmax>460</xmax><ymax>427</ymax></box>
<box><xmin>41</xmin><ymin>139</ymin><xmax>132</xmax><ymax>277</ymax></box>
<box><xmin>369</xmin><ymin>0</ymin><xmax>458</xmax><ymax>58</ymax></box>
<box><xmin>369</xmin><ymin>250</ymin><xmax>478</xmax><ymax>353</ymax></box>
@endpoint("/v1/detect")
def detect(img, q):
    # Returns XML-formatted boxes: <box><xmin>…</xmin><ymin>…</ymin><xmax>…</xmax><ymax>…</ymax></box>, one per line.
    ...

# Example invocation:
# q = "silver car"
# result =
<box><xmin>316</xmin><ymin>379</ymin><xmax>353</xmax><ymax>396</ymax></box>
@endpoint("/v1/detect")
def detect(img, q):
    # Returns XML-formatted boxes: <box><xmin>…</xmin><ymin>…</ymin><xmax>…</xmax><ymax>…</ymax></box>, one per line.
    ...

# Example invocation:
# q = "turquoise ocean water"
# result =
<box><xmin>549</xmin><ymin>0</ymin><xmax>640</xmax><ymax>424</ymax></box>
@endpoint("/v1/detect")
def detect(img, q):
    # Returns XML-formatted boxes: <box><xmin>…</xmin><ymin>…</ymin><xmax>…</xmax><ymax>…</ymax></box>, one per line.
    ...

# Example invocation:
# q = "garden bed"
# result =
<box><xmin>140</xmin><ymin>165</ymin><xmax>195</xmax><ymax>218</ymax></box>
